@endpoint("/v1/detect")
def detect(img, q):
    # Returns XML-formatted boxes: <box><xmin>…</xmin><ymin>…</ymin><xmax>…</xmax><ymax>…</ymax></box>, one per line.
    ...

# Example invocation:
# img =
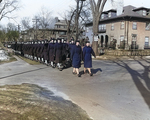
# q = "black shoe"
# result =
<box><xmin>90</xmin><ymin>73</ymin><xmax>93</xmax><ymax>76</ymax></box>
<box><xmin>78</xmin><ymin>74</ymin><xmax>81</xmax><ymax>77</ymax></box>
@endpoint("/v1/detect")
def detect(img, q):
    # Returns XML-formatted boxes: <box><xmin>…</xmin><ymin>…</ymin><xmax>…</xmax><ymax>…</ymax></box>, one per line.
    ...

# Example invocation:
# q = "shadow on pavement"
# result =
<box><xmin>79</xmin><ymin>68</ymin><xmax>102</xmax><ymax>75</ymax></box>
<box><xmin>92</xmin><ymin>68</ymin><xmax>102</xmax><ymax>74</ymax></box>
<box><xmin>113</xmin><ymin>60</ymin><xmax>150</xmax><ymax>110</ymax></box>
<box><xmin>0</xmin><ymin>67</ymin><xmax>48</xmax><ymax>80</ymax></box>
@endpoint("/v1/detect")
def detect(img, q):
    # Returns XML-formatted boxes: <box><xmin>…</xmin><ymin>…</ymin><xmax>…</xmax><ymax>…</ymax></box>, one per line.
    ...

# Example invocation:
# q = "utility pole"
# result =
<box><xmin>17</xmin><ymin>25</ymin><xmax>21</xmax><ymax>41</ymax></box>
<box><xmin>17</xmin><ymin>25</ymin><xmax>20</xmax><ymax>32</ymax></box>
<box><xmin>32</xmin><ymin>18</ymin><xmax>39</xmax><ymax>40</ymax></box>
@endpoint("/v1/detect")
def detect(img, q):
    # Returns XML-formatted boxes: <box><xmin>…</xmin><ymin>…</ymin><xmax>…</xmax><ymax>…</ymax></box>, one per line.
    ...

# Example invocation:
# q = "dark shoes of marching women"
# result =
<box><xmin>73</xmin><ymin>72</ymin><xmax>81</xmax><ymax>77</ymax></box>
<box><xmin>78</xmin><ymin>74</ymin><xmax>81</xmax><ymax>77</ymax></box>
<box><xmin>89</xmin><ymin>73</ymin><xmax>93</xmax><ymax>76</ymax></box>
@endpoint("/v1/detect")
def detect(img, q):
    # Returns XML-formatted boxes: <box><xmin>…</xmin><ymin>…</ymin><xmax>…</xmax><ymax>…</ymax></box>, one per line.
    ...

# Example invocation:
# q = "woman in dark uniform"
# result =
<box><xmin>71</xmin><ymin>40</ymin><xmax>82</xmax><ymax>77</ymax></box>
<box><xmin>48</xmin><ymin>39</ymin><xmax>55</xmax><ymax>67</ymax></box>
<box><xmin>54</xmin><ymin>39</ymin><xmax>63</xmax><ymax>70</ymax></box>
<box><xmin>83</xmin><ymin>41</ymin><xmax>96</xmax><ymax>76</ymax></box>
<box><xmin>43</xmin><ymin>40</ymin><xmax>49</xmax><ymax>65</ymax></box>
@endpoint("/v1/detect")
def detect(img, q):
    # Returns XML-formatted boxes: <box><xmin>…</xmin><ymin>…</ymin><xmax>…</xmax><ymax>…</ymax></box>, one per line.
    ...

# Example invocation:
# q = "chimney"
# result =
<box><xmin>55</xmin><ymin>17</ymin><xmax>59</xmax><ymax>23</ymax></box>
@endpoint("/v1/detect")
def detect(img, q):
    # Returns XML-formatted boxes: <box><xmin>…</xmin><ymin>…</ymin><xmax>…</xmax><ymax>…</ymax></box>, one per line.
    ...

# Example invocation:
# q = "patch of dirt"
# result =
<box><xmin>0</xmin><ymin>83</ymin><xmax>91</xmax><ymax>120</ymax></box>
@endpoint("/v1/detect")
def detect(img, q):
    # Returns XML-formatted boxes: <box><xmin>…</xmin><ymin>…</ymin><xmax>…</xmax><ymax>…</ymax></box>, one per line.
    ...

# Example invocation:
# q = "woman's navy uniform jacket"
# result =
<box><xmin>83</xmin><ymin>46</ymin><xmax>95</xmax><ymax>68</ymax></box>
<box><xmin>48</xmin><ymin>43</ymin><xmax>55</xmax><ymax>62</ymax></box>
<box><xmin>43</xmin><ymin>43</ymin><xmax>49</xmax><ymax>60</ymax></box>
<box><xmin>69</xmin><ymin>43</ymin><xmax>75</xmax><ymax>59</ymax></box>
<box><xmin>36</xmin><ymin>44</ymin><xmax>42</xmax><ymax>58</ymax></box>
<box><xmin>54</xmin><ymin>43</ymin><xmax>63</xmax><ymax>63</ymax></box>
<box><xmin>40</xmin><ymin>44</ymin><xmax>44</xmax><ymax>58</ymax></box>
<box><xmin>71</xmin><ymin>45</ymin><xmax>82</xmax><ymax>68</ymax></box>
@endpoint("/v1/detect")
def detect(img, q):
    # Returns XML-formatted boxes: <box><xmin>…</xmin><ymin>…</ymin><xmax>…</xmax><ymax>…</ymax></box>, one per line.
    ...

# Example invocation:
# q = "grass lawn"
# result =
<box><xmin>17</xmin><ymin>55</ymin><xmax>41</xmax><ymax>65</ymax></box>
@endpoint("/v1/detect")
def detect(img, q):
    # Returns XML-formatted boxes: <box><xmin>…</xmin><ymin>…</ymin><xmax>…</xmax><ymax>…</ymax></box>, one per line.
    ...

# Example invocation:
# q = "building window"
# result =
<box><xmin>108</xmin><ymin>12</ymin><xmax>111</xmax><ymax>18</ymax></box>
<box><xmin>111</xmin><ymin>24</ymin><xmax>114</xmax><ymax>30</ymax></box>
<box><xmin>101</xmin><ymin>14</ymin><xmax>104</xmax><ymax>19</ymax></box>
<box><xmin>145</xmin><ymin>22</ymin><xmax>150</xmax><ymax>31</ymax></box>
<box><xmin>103</xmin><ymin>24</ymin><xmax>106</xmax><ymax>30</ymax></box>
<box><xmin>143</xmin><ymin>10</ymin><xmax>147</xmax><ymax>16</ymax></box>
<box><xmin>132</xmin><ymin>22</ymin><xmax>137</xmax><ymax>30</ymax></box>
<box><xmin>99</xmin><ymin>24</ymin><xmax>106</xmax><ymax>31</ymax></box>
<box><xmin>99</xmin><ymin>25</ymin><xmax>102</xmax><ymax>30</ymax></box>
<box><xmin>120</xmin><ymin>22</ymin><xmax>125</xmax><ymax>29</ymax></box>
<box><xmin>57</xmin><ymin>25</ymin><xmax>60</xmax><ymax>28</ymax></box>
<box><xmin>145</xmin><ymin>37</ymin><xmax>149</xmax><ymax>47</ymax></box>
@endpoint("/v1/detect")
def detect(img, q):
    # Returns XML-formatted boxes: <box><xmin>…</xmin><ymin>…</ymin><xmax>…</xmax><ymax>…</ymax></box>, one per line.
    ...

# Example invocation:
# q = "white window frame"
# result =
<box><xmin>143</xmin><ymin>10</ymin><xmax>147</xmax><ymax>16</ymax></box>
<box><xmin>111</xmin><ymin>24</ymin><xmax>114</xmax><ymax>30</ymax></box>
<box><xmin>133</xmin><ymin>22</ymin><xmax>137</xmax><ymax>30</ymax></box>
<box><xmin>121</xmin><ymin>21</ymin><xmax>125</xmax><ymax>29</ymax></box>
<box><xmin>145</xmin><ymin>22</ymin><xmax>150</xmax><ymax>31</ymax></box>
<box><xmin>99</xmin><ymin>24</ymin><xmax>106</xmax><ymax>31</ymax></box>
<box><xmin>145</xmin><ymin>36</ymin><xmax>149</xmax><ymax>46</ymax></box>
<box><xmin>101</xmin><ymin>14</ymin><xmax>104</xmax><ymax>19</ymax></box>
<box><xmin>108</xmin><ymin>12</ymin><xmax>111</xmax><ymax>18</ymax></box>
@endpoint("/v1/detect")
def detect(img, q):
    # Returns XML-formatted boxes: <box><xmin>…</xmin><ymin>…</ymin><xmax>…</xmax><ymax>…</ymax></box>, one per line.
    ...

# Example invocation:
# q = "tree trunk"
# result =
<box><xmin>92</xmin><ymin>15</ymin><xmax>100</xmax><ymax>56</ymax></box>
<box><xmin>93</xmin><ymin>16</ymin><xmax>99</xmax><ymax>34</ymax></box>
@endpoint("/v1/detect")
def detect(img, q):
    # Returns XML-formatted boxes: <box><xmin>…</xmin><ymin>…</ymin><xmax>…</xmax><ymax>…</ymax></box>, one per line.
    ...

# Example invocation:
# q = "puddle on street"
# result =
<box><xmin>0</xmin><ymin>83</ymin><xmax>91</xmax><ymax>120</ymax></box>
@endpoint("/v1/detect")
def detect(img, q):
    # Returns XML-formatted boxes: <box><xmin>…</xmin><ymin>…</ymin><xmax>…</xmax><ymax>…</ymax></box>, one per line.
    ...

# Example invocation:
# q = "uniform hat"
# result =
<box><xmin>75</xmin><ymin>40</ymin><xmax>80</xmax><ymax>43</ymax></box>
<box><xmin>86</xmin><ymin>41</ymin><xmax>90</xmax><ymax>43</ymax></box>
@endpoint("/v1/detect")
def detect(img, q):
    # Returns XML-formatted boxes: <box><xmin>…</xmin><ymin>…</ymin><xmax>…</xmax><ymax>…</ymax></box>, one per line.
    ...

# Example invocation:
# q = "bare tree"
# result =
<box><xmin>89</xmin><ymin>0</ymin><xmax>107</xmax><ymax>34</ymax></box>
<box><xmin>89</xmin><ymin>0</ymin><xmax>107</xmax><ymax>55</ymax></box>
<box><xmin>7</xmin><ymin>22</ymin><xmax>17</xmax><ymax>31</ymax></box>
<box><xmin>21</xmin><ymin>17</ymin><xmax>32</xmax><ymax>30</ymax></box>
<box><xmin>62</xmin><ymin>0</ymin><xmax>92</xmax><ymax>41</ymax></box>
<box><xmin>63</xmin><ymin>8</ymin><xmax>76</xmax><ymax>41</ymax></box>
<box><xmin>0</xmin><ymin>25</ymin><xmax>7</xmax><ymax>42</ymax></box>
<box><xmin>0</xmin><ymin>0</ymin><xmax>20</xmax><ymax>21</ymax></box>
<box><xmin>37</xmin><ymin>7</ymin><xmax>55</xmax><ymax>29</ymax></box>
<box><xmin>33</xmin><ymin>7</ymin><xmax>55</xmax><ymax>39</ymax></box>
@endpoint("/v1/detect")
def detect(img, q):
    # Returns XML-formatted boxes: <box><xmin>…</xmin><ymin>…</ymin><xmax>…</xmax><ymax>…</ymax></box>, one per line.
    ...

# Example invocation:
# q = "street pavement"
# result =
<box><xmin>0</xmin><ymin>56</ymin><xmax>150</xmax><ymax>120</ymax></box>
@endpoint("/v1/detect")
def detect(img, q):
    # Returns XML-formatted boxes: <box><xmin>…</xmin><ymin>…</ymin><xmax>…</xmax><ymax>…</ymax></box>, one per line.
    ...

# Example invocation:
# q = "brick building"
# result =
<box><xmin>85</xmin><ymin>5</ymin><xmax>150</xmax><ymax>50</ymax></box>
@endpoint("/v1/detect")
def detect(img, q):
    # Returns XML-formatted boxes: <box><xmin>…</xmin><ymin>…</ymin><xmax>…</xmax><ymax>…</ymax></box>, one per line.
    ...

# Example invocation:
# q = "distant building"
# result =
<box><xmin>20</xmin><ymin>17</ymin><xmax>68</xmax><ymax>41</ymax></box>
<box><xmin>85</xmin><ymin>5</ymin><xmax>150</xmax><ymax>49</ymax></box>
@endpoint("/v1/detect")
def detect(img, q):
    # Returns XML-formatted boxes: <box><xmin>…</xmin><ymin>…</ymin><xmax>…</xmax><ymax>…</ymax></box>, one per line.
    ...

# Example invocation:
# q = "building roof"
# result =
<box><xmin>86</xmin><ymin>5</ymin><xmax>150</xmax><ymax>26</ymax></box>
<box><xmin>117</xmin><ymin>5</ymin><xmax>143</xmax><ymax>18</ymax></box>
<box><xmin>133</xmin><ymin>7</ymin><xmax>150</xmax><ymax>11</ymax></box>
<box><xmin>106</xmin><ymin>9</ymin><xmax>117</xmax><ymax>13</ymax></box>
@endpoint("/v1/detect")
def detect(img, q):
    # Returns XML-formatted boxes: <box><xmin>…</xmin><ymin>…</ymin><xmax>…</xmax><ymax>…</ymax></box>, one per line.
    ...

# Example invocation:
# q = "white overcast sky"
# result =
<box><xmin>0</xmin><ymin>0</ymin><xmax>150</xmax><ymax>26</ymax></box>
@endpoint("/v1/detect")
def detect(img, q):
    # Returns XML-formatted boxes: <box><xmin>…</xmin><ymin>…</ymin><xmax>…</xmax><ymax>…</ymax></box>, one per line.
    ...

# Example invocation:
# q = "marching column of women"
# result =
<box><xmin>11</xmin><ymin>38</ymin><xmax>96</xmax><ymax>77</ymax></box>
